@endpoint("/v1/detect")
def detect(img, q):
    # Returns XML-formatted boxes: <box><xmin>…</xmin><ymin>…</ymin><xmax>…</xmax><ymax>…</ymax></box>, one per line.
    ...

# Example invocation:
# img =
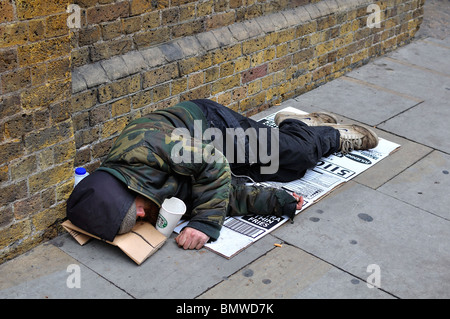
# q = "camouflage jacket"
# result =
<box><xmin>99</xmin><ymin>101</ymin><xmax>296</xmax><ymax>240</ymax></box>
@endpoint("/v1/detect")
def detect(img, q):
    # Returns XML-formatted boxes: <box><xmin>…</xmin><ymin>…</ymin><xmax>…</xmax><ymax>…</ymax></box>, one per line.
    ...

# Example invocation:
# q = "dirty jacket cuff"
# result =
<box><xmin>282</xmin><ymin>201</ymin><xmax>297</xmax><ymax>220</ymax></box>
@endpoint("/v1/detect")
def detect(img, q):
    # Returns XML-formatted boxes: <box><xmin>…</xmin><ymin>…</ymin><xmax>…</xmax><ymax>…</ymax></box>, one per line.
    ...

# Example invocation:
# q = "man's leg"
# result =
<box><xmin>192</xmin><ymin>99</ymin><xmax>340</xmax><ymax>183</ymax></box>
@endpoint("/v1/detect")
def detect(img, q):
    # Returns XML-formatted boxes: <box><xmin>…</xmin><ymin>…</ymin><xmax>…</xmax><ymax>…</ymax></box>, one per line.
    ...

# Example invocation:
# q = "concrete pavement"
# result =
<box><xmin>1</xmin><ymin>13</ymin><xmax>450</xmax><ymax>301</ymax></box>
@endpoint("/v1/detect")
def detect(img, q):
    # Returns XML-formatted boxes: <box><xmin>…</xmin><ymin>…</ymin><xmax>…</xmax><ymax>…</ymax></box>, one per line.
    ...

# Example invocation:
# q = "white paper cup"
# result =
<box><xmin>156</xmin><ymin>197</ymin><xmax>186</xmax><ymax>237</ymax></box>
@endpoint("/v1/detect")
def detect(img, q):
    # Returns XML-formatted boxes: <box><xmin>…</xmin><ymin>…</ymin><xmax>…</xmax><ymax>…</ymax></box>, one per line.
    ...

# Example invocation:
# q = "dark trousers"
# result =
<box><xmin>192</xmin><ymin>99</ymin><xmax>340</xmax><ymax>183</ymax></box>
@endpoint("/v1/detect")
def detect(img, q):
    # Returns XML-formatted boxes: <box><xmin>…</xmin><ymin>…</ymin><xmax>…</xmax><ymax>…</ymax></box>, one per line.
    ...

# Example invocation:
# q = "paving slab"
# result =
<box><xmin>347</xmin><ymin>56</ymin><xmax>450</xmax><ymax>103</ymax></box>
<box><xmin>57</xmin><ymin>231</ymin><xmax>275</xmax><ymax>299</ymax></box>
<box><xmin>288</xmin><ymin>76</ymin><xmax>421</xmax><ymax>126</ymax></box>
<box><xmin>197</xmin><ymin>244</ymin><xmax>393</xmax><ymax>299</ymax></box>
<box><xmin>273</xmin><ymin>182</ymin><xmax>450</xmax><ymax>298</ymax></box>
<box><xmin>388</xmin><ymin>39</ymin><xmax>450</xmax><ymax>74</ymax></box>
<box><xmin>0</xmin><ymin>243</ymin><xmax>130</xmax><ymax>299</ymax></box>
<box><xmin>424</xmin><ymin>36</ymin><xmax>450</xmax><ymax>48</ymax></box>
<box><xmin>378</xmin><ymin>98</ymin><xmax>450</xmax><ymax>153</ymax></box>
<box><xmin>378</xmin><ymin>150</ymin><xmax>450</xmax><ymax>220</ymax></box>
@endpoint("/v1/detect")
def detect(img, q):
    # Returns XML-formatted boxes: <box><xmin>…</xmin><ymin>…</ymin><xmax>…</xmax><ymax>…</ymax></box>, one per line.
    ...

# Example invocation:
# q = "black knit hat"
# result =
<box><xmin>66</xmin><ymin>170</ymin><xmax>136</xmax><ymax>241</ymax></box>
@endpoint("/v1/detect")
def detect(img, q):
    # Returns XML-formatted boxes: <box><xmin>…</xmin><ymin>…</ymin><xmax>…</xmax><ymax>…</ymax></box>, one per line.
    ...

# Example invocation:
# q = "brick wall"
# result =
<box><xmin>0</xmin><ymin>0</ymin><xmax>424</xmax><ymax>263</ymax></box>
<box><xmin>0</xmin><ymin>0</ymin><xmax>74</xmax><ymax>262</ymax></box>
<box><xmin>70</xmin><ymin>0</ymin><xmax>322</xmax><ymax>68</ymax></box>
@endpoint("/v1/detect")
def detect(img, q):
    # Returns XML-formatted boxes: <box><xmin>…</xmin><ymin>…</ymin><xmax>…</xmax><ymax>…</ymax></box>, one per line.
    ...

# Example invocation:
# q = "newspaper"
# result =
<box><xmin>175</xmin><ymin>107</ymin><xmax>400</xmax><ymax>258</ymax></box>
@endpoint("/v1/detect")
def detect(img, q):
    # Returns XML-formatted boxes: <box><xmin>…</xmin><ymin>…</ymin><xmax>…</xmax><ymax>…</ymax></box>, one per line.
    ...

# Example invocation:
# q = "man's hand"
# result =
<box><xmin>292</xmin><ymin>193</ymin><xmax>304</xmax><ymax>211</ymax></box>
<box><xmin>175</xmin><ymin>227</ymin><xmax>210</xmax><ymax>250</ymax></box>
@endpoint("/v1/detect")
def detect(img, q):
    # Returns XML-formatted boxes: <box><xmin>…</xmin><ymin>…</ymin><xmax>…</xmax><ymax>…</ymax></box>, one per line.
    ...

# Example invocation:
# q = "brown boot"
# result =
<box><xmin>325</xmin><ymin>124</ymin><xmax>379</xmax><ymax>153</ymax></box>
<box><xmin>274</xmin><ymin>111</ymin><xmax>338</xmax><ymax>126</ymax></box>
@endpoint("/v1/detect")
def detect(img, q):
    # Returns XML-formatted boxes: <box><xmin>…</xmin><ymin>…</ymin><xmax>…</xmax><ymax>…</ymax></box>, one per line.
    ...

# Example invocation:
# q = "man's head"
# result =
<box><xmin>66</xmin><ymin>170</ymin><xmax>157</xmax><ymax>241</ymax></box>
<box><xmin>118</xmin><ymin>195</ymin><xmax>159</xmax><ymax>234</ymax></box>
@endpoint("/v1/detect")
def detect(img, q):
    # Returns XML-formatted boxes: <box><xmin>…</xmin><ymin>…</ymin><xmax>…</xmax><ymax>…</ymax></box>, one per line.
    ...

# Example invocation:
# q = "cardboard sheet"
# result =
<box><xmin>62</xmin><ymin>220</ymin><xmax>166</xmax><ymax>265</ymax></box>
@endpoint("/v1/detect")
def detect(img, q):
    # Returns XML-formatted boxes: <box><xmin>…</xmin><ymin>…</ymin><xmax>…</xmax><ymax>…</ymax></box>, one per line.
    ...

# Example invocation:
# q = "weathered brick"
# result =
<box><xmin>21</xmin><ymin>79</ymin><xmax>71</xmax><ymax>109</ymax></box>
<box><xmin>13</xmin><ymin>194</ymin><xmax>42</xmax><ymax>220</ymax></box>
<box><xmin>15</xmin><ymin>0</ymin><xmax>66</xmax><ymax>20</ymax></box>
<box><xmin>315</xmin><ymin>40</ymin><xmax>335</xmax><ymax>57</ymax></box>
<box><xmin>172</xmin><ymin>20</ymin><xmax>204</xmax><ymax>38</ymax></box>
<box><xmin>268</xmin><ymin>55</ymin><xmax>292</xmax><ymax>73</ymax></box>
<box><xmin>75</xmin><ymin>127</ymin><xmax>100</xmax><ymax>148</ymax></box>
<box><xmin>161</xmin><ymin>7</ymin><xmax>180</xmax><ymax>25</ymax></box>
<box><xmin>188</xmin><ymin>72</ymin><xmax>205</xmax><ymax>89</ymax></box>
<box><xmin>24</xmin><ymin>120</ymin><xmax>73</xmax><ymax>153</ymax></box>
<box><xmin>90</xmin><ymin>38</ymin><xmax>133</xmax><ymax>62</ymax></box>
<box><xmin>98</xmin><ymin>74</ymin><xmax>141</xmax><ymax>103</ymax></box>
<box><xmin>212</xmin><ymin>44</ymin><xmax>241</xmax><ymax>64</ymax></box>
<box><xmin>152</xmin><ymin>83</ymin><xmax>171</xmax><ymax>102</ymax></box>
<box><xmin>134</xmin><ymin>27</ymin><xmax>171</xmax><ymax>48</ymax></box>
<box><xmin>131</xmin><ymin>89</ymin><xmax>152</xmax><ymax>109</ymax></box>
<box><xmin>18</xmin><ymin>36</ymin><xmax>71</xmax><ymax>66</ymax></box>
<box><xmin>239</xmin><ymin>91</ymin><xmax>266</xmax><ymax>112</ymax></box>
<box><xmin>0</xmin><ymin>140</ymin><xmax>24</xmax><ymax>164</ymax></box>
<box><xmin>130</xmin><ymin>0</ymin><xmax>165</xmax><ymax>16</ymax></box>
<box><xmin>206</xmin><ymin>11</ymin><xmax>235</xmax><ymax>30</ymax></box>
<box><xmin>122</xmin><ymin>15</ymin><xmax>143</xmax><ymax>34</ymax></box>
<box><xmin>180</xmin><ymin>84</ymin><xmax>211</xmax><ymax>101</ymax></box>
<box><xmin>89</xmin><ymin>104</ymin><xmax>110</xmax><ymax>126</ymax></box>
<box><xmin>53</xmin><ymin>139</ymin><xmax>76</xmax><ymax>164</ymax></box>
<box><xmin>0</xmin><ymin>180</ymin><xmax>27</xmax><ymax>207</ymax></box>
<box><xmin>47</xmin><ymin>57</ymin><xmax>71</xmax><ymax>82</ymax></box>
<box><xmin>0</xmin><ymin>22</ymin><xmax>28</xmax><ymax>49</ymax></box>
<box><xmin>0</xmin><ymin>219</ymin><xmax>32</xmax><ymax>250</ymax></box>
<box><xmin>172</xmin><ymin>78</ymin><xmax>188</xmax><ymax>96</ymax></box>
<box><xmin>87</xmin><ymin>1</ymin><xmax>129</xmax><ymax>24</ymax></box>
<box><xmin>28</xmin><ymin>19</ymin><xmax>46</xmax><ymax>42</ymax></box>
<box><xmin>0</xmin><ymin>49</ymin><xmax>17</xmax><ymax>73</ymax></box>
<box><xmin>143</xmin><ymin>63</ymin><xmax>179</xmax><ymax>88</ymax></box>
<box><xmin>247</xmin><ymin>80</ymin><xmax>262</xmax><ymax>96</ymax></box>
<box><xmin>211</xmin><ymin>74</ymin><xmax>240</xmax><ymax>95</ymax></box>
<box><xmin>45</xmin><ymin>13</ymin><xmax>69</xmax><ymax>38</ymax></box>
<box><xmin>1</xmin><ymin>67</ymin><xmax>31</xmax><ymax>94</ymax></box>
<box><xmin>71</xmin><ymin>89</ymin><xmax>98</xmax><ymax>112</ymax></box>
<box><xmin>101</xmin><ymin>116</ymin><xmax>130</xmax><ymax>139</ymax></box>
<box><xmin>179</xmin><ymin>3</ymin><xmax>196</xmax><ymax>22</ymax></box>
<box><xmin>111</xmin><ymin>97</ymin><xmax>132</xmax><ymax>116</ymax></box>
<box><xmin>0</xmin><ymin>0</ymin><xmax>15</xmax><ymax>23</ymax></box>
<box><xmin>78</xmin><ymin>26</ymin><xmax>102</xmax><ymax>46</ymax></box>
<box><xmin>32</xmin><ymin>202</ymin><xmax>67</xmax><ymax>233</ymax></box>
<box><xmin>241</xmin><ymin>64</ymin><xmax>268</xmax><ymax>84</ymax></box>
<box><xmin>101</xmin><ymin>21</ymin><xmax>123</xmax><ymax>41</ymax></box>
<box><xmin>220</xmin><ymin>61</ymin><xmax>234</xmax><ymax>77</ymax></box>
<box><xmin>0</xmin><ymin>165</ymin><xmax>8</xmax><ymax>184</ymax></box>
<box><xmin>4</xmin><ymin>113</ymin><xmax>34</xmax><ymax>139</ymax></box>
<box><xmin>179</xmin><ymin>54</ymin><xmax>213</xmax><ymax>76</ymax></box>
<box><xmin>91</xmin><ymin>138</ymin><xmax>114</xmax><ymax>159</ymax></box>
<box><xmin>243</xmin><ymin>36</ymin><xmax>271</xmax><ymax>55</ymax></box>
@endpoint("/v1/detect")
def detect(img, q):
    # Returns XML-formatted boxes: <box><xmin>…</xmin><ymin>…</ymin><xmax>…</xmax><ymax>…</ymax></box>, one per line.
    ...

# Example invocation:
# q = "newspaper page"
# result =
<box><xmin>175</xmin><ymin>107</ymin><xmax>400</xmax><ymax>258</ymax></box>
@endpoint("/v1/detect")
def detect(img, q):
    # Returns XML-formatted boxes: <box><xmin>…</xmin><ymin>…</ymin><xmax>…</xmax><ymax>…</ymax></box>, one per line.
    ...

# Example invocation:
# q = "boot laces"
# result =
<box><xmin>340</xmin><ymin>135</ymin><xmax>363</xmax><ymax>154</ymax></box>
